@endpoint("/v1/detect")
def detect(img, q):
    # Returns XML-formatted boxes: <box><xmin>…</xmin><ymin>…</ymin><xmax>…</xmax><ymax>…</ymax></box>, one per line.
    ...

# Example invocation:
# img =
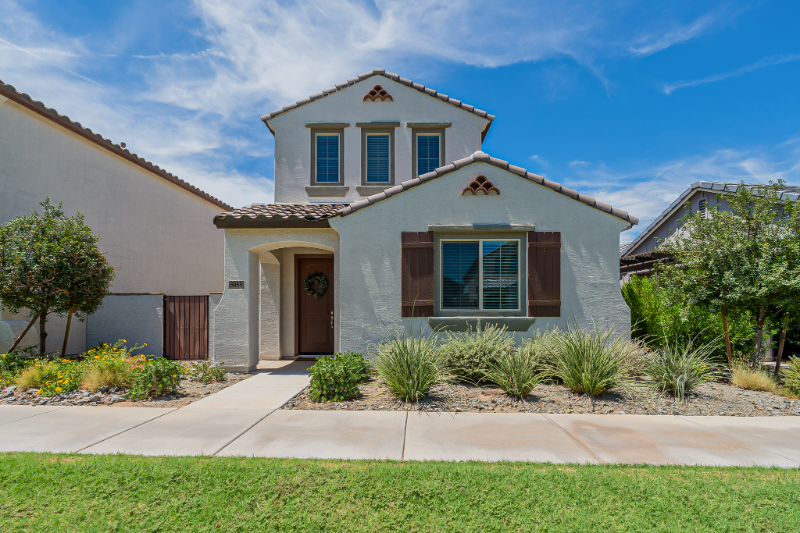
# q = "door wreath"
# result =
<box><xmin>304</xmin><ymin>272</ymin><xmax>329</xmax><ymax>300</ymax></box>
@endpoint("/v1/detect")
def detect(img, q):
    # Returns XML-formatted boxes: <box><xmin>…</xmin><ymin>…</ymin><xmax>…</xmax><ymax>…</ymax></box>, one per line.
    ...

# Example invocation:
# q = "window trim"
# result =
<box><xmin>412</xmin><ymin>128</ymin><xmax>445</xmax><ymax>177</ymax></box>
<box><xmin>360</xmin><ymin>127</ymin><xmax>395</xmax><ymax>185</ymax></box>
<box><xmin>310</xmin><ymin>128</ymin><xmax>344</xmax><ymax>185</ymax></box>
<box><xmin>437</xmin><ymin>237</ymin><xmax>523</xmax><ymax>314</ymax></box>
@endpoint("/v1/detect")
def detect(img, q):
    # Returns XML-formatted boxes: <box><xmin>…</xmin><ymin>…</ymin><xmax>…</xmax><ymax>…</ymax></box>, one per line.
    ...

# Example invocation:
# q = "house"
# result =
<box><xmin>0</xmin><ymin>81</ymin><xmax>229</xmax><ymax>357</ymax></box>
<box><xmin>210</xmin><ymin>69</ymin><xmax>639</xmax><ymax>371</ymax></box>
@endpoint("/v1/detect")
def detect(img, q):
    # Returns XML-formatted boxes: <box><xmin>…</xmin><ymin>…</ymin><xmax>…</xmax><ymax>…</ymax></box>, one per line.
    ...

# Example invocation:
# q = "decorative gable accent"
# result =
<box><xmin>363</xmin><ymin>85</ymin><xmax>393</xmax><ymax>102</ymax></box>
<box><xmin>462</xmin><ymin>175</ymin><xmax>500</xmax><ymax>195</ymax></box>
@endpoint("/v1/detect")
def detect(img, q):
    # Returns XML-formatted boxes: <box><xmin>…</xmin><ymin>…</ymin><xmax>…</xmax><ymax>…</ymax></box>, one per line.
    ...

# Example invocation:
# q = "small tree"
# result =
<box><xmin>0</xmin><ymin>199</ymin><xmax>115</xmax><ymax>354</ymax></box>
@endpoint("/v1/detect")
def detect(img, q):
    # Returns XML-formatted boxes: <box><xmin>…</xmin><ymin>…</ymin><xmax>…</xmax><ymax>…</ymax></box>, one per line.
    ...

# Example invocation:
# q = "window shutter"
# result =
<box><xmin>401</xmin><ymin>232</ymin><xmax>435</xmax><ymax>317</ymax></box>
<box><xmin>527</xmin><ymin>232</ymin><xmax>561</xmax><ymax>317</ymax></box>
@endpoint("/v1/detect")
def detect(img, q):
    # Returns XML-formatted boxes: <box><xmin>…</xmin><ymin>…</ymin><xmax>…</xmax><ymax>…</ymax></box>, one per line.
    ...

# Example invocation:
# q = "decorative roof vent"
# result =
<box><xmin>462</xmin><ymin>175</ymin><xmax>500</xmax><ymax>196</ymax></box>
<box><xmin>363</xmin><ymin>84</ymin><xmax>393</xmax><ymax>102</ymax></box>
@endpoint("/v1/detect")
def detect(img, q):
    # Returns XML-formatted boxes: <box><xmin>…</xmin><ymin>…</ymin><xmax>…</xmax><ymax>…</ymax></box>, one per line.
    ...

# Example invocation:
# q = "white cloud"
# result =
<box><xmin>663</xmin><ymin>53</ymin><xmax>800</xmax><ymax>95</ymax></box>
<box><xmin>628</xmin><ymin>13</ymin><xmax>718</xmax><ymax>56</ymax></box>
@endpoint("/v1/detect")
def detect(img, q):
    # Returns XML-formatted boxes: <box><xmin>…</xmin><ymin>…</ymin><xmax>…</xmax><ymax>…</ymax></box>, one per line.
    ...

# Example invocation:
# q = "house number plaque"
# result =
<box><xmin>228</xmin><ymin>280</ymin><xmax>244</xmax><ymax>289</ymax></box>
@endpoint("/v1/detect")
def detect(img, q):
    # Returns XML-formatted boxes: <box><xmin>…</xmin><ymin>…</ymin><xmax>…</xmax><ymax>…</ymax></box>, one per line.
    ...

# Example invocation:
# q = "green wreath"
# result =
<box><xmin>304</xmin><ymin>272</ymin><xmax>329</xmax><ymax>300</ymax></box>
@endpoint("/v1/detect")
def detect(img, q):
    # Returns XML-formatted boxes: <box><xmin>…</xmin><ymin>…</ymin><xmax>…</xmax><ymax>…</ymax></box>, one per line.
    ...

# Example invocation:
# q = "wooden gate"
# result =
<box><xmin>163</xmin><ymin>296</ymin><xmax>208</xmax><ymax>360</ymax></box>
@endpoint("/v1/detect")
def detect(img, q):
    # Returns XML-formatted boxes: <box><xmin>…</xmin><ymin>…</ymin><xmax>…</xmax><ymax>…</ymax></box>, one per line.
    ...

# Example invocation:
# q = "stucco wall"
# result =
<box><xmin>329</xmin><ymin>162</ymin><xmax>633</xmax><ymax>354</ymax></box>
<box><xmin>268</xmin><ymin>77</ymin><xmax>490</xmax><ymax>204</ymax></box>
<box><xmin>86</xmin><ymin>295</ymin><xmax>164</xmax><ymax>354</ymax></box>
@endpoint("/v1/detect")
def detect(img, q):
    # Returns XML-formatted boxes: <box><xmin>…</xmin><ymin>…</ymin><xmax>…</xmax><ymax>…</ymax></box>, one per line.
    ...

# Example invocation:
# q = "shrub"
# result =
<box><xmin>781</xmin><ymin>357</ymin><xmax>800</xmax><ymax>397</ymax></box>
<box><xmin>81</xmin><ymin>357</ymin><xmax>132</xmax><ymax>391</ymax></box>
<box><xmin>373</xmin><ymin>327</ymin><xmax>446</xmax><ymax>401</ymax></box>
<box><xmin>188</xmin><ymin>361</ymin><xmax>227</xmax><ymax>384</ymax></box>
<box><xmin>546</xmin><ymin>322</ymin><xmax>644</xmax><ymax>396</ymax></box>
<box><xmin>16</xmin><ymin>359</ymin><xmax>82</xmax><ymax>396</ymax></box>
<box><xmin>484</xmin><ymin>348</ymin><xmax>545</xmax><ymax>399</ymax></box>
<box><xmin>440</xmin><ymin>321</ymin><xmax>515</xmax><ymax>383</ymax></box>
<box><xmin>126</xmin><ymin>357</ymin><xmax>185</xmax><ymax>400</ymax></box>
<box><xmin>731</xmin><ymin>362</ymin><xmax>777</xmax><ymax>393</ymax></box>
<box><xmin>643</xmin><ymin>339</ymin><xmax>721</xmax><ymax>401</ymax></box>
<box><xmin>308</xmin><ymin>353</ymin><xmax>367</xmax><ymax>403</ymax></box>
<box><xmin>1</xmin><ymin>346</ymin><xmax>41</xmax><ymax>386</ymax></box>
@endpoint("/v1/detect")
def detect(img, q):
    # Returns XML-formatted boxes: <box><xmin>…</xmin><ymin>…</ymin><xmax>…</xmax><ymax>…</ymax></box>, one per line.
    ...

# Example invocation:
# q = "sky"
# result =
<box><xmin>1</xmin><ymin>0</ymin><xmax>799</xmax><ymax>242</ymax></box>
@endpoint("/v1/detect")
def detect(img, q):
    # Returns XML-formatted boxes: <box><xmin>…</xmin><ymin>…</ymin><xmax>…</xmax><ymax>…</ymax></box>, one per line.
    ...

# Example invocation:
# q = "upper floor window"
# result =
<box><xmin>366</xmin><ymin>133</ymin><xmax>391</xmax><ymax>183</ymax></box>
<box><xmin>417</xmin><ymin>134</ymin><xmax>441</xmax><ymax>175</ymax></box>
<box><xmin>315</xmin><ymin>133</ymin><xmax>340</xmax><ymax>183</ymax></box>
<box><xmin>441</xmin><ymin>239</ymin><xmax>520</xmax><ymax>311</ymax></box>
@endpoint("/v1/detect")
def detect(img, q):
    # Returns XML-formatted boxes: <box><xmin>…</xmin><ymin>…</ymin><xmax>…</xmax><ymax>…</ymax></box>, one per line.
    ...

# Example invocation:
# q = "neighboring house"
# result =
<box><xmin>0</xmin><ymin>80</ymin><xmax>229</xmax><ymax>357</ymax></box>
<box><xmin>620</xmin><ymin>181</ymin><xmax>800</xmax><ymax>279</ymax></box>
<box><xmin>211</xmin><ymin>69</ymin><xmax>639</xmax><ymax>371</ymax></box>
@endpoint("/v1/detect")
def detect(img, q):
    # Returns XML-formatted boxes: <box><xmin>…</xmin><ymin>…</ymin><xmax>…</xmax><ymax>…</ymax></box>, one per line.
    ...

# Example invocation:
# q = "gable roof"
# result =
<box><xmin>214</xmin><ymin>203</ymin><xmax>346</xmax><ymax>228</ymax></box>
<box><xmin>339</xmin><ymin>151</ymin><xmax>639</xmax><ymax>226</ymax></box>
<box><xmin>260</xmin><ymin>69</ymin><xmax>495</xmax><ymax>140</ymax></box>
<box><xmin>0</xmin><ymin>80</ymin><xmax>233</xmax><ymax>211</ymax></box>
<box><xmin>621</xmin><ymin>181</ymin><xmax>800</xmax><ymax>258</ymax></box>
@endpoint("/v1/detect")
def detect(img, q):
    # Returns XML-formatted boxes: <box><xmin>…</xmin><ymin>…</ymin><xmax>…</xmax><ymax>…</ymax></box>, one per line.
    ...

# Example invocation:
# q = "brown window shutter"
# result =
<box><xmin>527</xmin><ymin>232</ymin><xmax>561</xmax><ymax>317</ymax></box>
<box><xmin>401</xmin><ymin>232</ymin><xmax>435</xmax><ymax>317</ymax></box>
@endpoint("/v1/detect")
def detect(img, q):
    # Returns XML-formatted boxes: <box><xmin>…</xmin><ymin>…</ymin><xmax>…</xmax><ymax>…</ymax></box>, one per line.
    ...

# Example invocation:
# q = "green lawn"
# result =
<box><xmin>1</xmin><ymin>453</ymin><xmax>798</xmax><ymax>532</ymax></box>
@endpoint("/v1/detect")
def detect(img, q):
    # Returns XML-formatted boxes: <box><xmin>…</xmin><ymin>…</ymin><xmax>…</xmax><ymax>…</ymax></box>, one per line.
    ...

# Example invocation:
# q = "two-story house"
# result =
<box><xmin>211</xmin><ymin>69</ymin><xmax>639</xmax><ymax>370</ymax></box>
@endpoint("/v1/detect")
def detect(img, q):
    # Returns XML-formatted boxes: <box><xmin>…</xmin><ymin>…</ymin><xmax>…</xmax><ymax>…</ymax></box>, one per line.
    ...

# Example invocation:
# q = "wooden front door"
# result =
<box><xmin>297</xmin><ymin>256</ymin><xmax>334</xmax><ymax>355</ymax></box>
<box><xmin>163</xmin><ymin>296</ymin><xmax>208</xmax><ymax>360</ymax></box>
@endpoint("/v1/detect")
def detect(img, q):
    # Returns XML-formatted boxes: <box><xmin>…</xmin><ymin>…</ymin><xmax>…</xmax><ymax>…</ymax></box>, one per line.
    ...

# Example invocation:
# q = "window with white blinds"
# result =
<box><xmin>417</xmin><ymin>134</ymin><xmax>440</xmax><ymax>175</ymax></box>
<box><xmin>441</xmin><ymin>240</ymin><xmax>520</xmax><ymax>310</ymax></box>
<box><xmin>316</xmin><ymin>134</ymin><xmax>339</xmax><ymax>183</ymax></box>
<box><xmin>366</xmin><ymin>134</ymin><xmax>390</xmax><ymax>183</ymax></box>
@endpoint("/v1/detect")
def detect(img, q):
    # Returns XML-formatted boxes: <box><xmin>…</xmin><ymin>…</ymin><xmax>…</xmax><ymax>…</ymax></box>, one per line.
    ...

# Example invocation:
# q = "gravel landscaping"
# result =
<box><xmin>0</xmin><ymin>373</ymin><xmax>252</xmax><ymax>408</ymax></box>
<box><xmin>283</xmin><ymin>377</ymin><xmax>800</xmax><ymax>416</ymax></box>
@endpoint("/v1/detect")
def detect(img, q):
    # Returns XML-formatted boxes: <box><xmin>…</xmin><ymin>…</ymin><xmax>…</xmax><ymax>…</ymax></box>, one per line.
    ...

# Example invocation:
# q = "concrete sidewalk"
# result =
<box><xmin>1</xmin><ymin>363</ymin><xmax>799</xmax><ymax>467</ymax></box>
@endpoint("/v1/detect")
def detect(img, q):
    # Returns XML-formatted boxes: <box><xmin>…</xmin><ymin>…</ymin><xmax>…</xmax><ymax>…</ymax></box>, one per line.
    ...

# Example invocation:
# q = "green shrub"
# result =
<box><xmin>188</xmin><ymin>361</ymin><xmax>227</xmax><ymax>384</ymax></box>
<box><xmin>1</xmin><ymin>346</ymin><xmax>41</xmax><ymax>386</ymax></box>
<box><xmin>547</xmin><ymin>322</ymin><xmax>644</xmax><ymax>396</ymax></box>
<box><xmin>781</xmin><ymin>356</ymin><xmax>800</xmax><ymax>397</ymax></box>
<box><xmin>643</xmin><ymin>339</ymin><xmax>721</xmax><ymax>401</ymax></box>
<box><xmin>308</xmin><ymin>353</ymin><xmax>368</xmax><ymax>403</ymax></box>
<box><xmin>484</xmin><ymin>348</ymin><xmax>545</xmax><ymax>399</ymax></box>
<box><xmin>126</xmin><ymin>357</ymin><xmax>184</xmax><ymax>400</ymax></box>
<box><xmin>440</xmin><ymin>321</ymin><xmax>515</xmax><ymax>383</ymax></box>
<box><xmin>373</xmin><ymin>327</ymin><xmax>446</xmax><ymax>401</ymax></box>
<box><xmin>16</xmin><ymin>359</ymin><xmax>82</xmax><ymax>396</ymax></box>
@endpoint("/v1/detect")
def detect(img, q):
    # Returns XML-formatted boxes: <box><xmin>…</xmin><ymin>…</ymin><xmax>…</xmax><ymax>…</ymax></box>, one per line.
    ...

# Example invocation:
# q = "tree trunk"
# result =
<box><xmin>774</xmin><ymin>320</ymin><xmax>788</xmax><ymax>377</ymax></box>
<box><xmin>721</xmin><ymin>305</ymin><xmax>733</xmax><ymax>367</ymax></box>
<box><xmin>38</xmin><ymin>307</ymin><xmax>48</xmax><ymax>355</ymax></box>
<box><xmin>8</xmin><ymin>309</ymin><xmax>44</xmax><ymax>352</ymax></box>
<box><xmin>751</xmin><ymin>305</ymin><xmax>766</xmax><ymax>368</ymax></box>
<box><xmin>61</xmin><ymin>297</ymin><xmax>75</xmax><ymax>357</ymax></box>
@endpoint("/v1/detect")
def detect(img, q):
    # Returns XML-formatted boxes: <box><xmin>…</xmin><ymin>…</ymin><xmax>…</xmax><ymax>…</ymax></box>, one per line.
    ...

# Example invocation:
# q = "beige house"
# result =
<box><xmin>0</xmin><ymin>80</ymin><xmax>229</xmax><ymax>356</ymax></box>
<box><xmin>211</xmin><ymin>69</ymin><xmax>639</xmax><ymax>371</ymax></box>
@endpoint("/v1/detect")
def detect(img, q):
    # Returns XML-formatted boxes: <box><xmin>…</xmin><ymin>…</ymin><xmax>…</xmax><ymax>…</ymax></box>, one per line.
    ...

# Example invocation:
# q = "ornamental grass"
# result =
<box><xmin>373</xmin><ymin>326</ymin><xmax>447</xmax><ymax>402</ymax></box>
<box><xmin>643</xmin><ymin>339</ymin><xmax>722</xmax><ymax>401</ymax></box>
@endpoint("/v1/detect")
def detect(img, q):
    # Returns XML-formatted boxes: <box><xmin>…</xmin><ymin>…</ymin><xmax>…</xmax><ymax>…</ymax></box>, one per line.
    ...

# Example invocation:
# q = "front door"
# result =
<box><xmin>297</xmin><ymin>256</ymin><xmax>334</xmax><ymax>355</ymax></box>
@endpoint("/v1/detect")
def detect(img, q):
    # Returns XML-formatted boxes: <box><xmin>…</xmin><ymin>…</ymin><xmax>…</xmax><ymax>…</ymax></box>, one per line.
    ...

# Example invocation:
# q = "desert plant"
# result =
<box><xmin>373</xmin><ymin>326</ymin><xmax>447</xmax><ymax>401</ymax></box>
<box><xmin>15</xmin><ymin>358</ymin><xmax>82</xmax><ymax>396</ymax></box>
<box><xmin>643</xmin><ymin>339</ymin><xmax>721</xmax><ymax>401</ymax></box>
<box><xmin>546</xmin><ymin>322</ymin><xmax>644</xmax><ymax>396</ymax></box>
<box><xmin>336</xmin><ymin>351</ymin><xmax>371</xmax><ymax>382</ymax></box>
<box><xmin>126</xmin><ymin>356</ymin><xmax>184</xmax><ymax>400</ymax></box>
<box><xmin>484</xmin><ymin>348</ymin><xmax>545</xmax><ymax>399</ymax></box>
<box><xmin>440</xmin><ymin>321</ymin><xmax>515</xmax><ymax>383</ymax></box>
<box><xmin>780</xmin><ymin>356</ymin><xmax>800</xmax><ymax>397</ymax></box>
<box><xmin>81</xmin><ymin>357</ymin><xmax>132</xmax><ymax>391</ymax></box>
<box><xmin>308</xmin><ymin>353</ymin><xmax>367</xmax><ymax>403</ymax></box>
<box><xmin>730</xmin><ymin>362</ymin><xmax>777</xmax><ymax>393</ymax></box>
<box><xmin>188</xmin><ymin>361</ymin><xmax>227</xmax><ymax>384</ymax></box>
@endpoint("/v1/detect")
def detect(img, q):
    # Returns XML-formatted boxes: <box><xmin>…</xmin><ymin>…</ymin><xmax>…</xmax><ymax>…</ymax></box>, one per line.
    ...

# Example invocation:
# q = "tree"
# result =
<box><xmin>0</xmin><ymin>199</ymin><xmax>115</xmax><ymax>355</ymax></box>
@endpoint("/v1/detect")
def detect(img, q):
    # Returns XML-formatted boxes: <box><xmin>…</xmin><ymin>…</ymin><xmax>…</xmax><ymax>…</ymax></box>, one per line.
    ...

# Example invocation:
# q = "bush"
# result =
<box><xmin>81</xmin><ymin>358</ymin><xmax>132</xmax><ymax>391</ymax></box>
<box><xmin>16</xmin><ymin>359</ymin><xmax>82</xmax><ymax>396</ymax></box>
<box><xmin>1</xmin><ymin>346</ymin><xmax>41</xmax><ymax>386</ymax></box>
<box><xmin>188</xmin><ymin>361</ymin><xmax>227</xmax><ymax>384</ymax></box>
<box><xmin>781</xmin><ymin>357</ymin><xmax>800</xmax><ymax>397</ymax></box>
<box><xmin>440</xmin><ymin>321</ymin><xmax>515</xmax><ymax>383</ymax></box>
<box><xmin>484</xmin><ymin>348</ymin><xmax>545</xmax><ymax>399</ymax></box>
<box><xmin>546</xmin><ymin>322</ymin><xmax>644</xmax><ymax>396</ymax></box>
<box><xmin>643</xmin><ymin>339</ymin><xmax>721</xmax><ymax>401</ymax></box>
<box><xmin>126</xmin><ymin>357</ymin><xmax>185</xmax><ymax>400</ymax></box>
<box><xmin>731</xmin><ymin>363</ymin><xmax>777</xmax><ymax>393</ymax></box>
<box><xmin>308</xmin><ymin>352</ymin><xmax>369</xmax><ymax>403</ymax></box>
<box><xmin>373</xmin><ymin>327</ymin><xmax>446</xmax><ymax>401</ymax></box>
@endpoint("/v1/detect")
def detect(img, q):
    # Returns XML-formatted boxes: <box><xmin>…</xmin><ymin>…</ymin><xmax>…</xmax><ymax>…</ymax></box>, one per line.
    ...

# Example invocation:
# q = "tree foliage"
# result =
<box><xmin>0</xmin><ymin>199</ymin><xmax>115</xmax><ymax>353</ymax></box>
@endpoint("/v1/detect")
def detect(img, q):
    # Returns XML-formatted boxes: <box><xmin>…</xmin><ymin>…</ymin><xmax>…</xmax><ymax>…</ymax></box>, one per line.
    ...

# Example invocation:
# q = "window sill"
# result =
<box><xmin>356</xmin><ymin>185</ymin><xmax>392</xmax><ymax>196</ymax></box>
<box><xmin>427</xmin><ymin>317</ymin><xmax>536</xmax><ymax>332</ymax></box>
<box><xmin>305</xmin><ymin>185</ymin><xmax>349</xmax><ymax>198</ymax></box>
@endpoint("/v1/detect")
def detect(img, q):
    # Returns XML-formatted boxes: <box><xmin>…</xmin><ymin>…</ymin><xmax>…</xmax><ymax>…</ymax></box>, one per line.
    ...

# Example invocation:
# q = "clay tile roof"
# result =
<box><xmin>0</xmin><ymin>80</ymin><xmax>232</xmax><ymax>211</ymax></box>
<box><xmin>261</xmin><ymin>69</ymin><xmax>495</xmax><ymax>125</ymax></box>
<box><xmin>213</xmin><ymin>203</ymin><xmax>347</xmax><ymax>227</ymax></box>
<box><xmin>339</xmin><ymin>151</ymin><xmax>639</xmax><ymax>226</ymax></box>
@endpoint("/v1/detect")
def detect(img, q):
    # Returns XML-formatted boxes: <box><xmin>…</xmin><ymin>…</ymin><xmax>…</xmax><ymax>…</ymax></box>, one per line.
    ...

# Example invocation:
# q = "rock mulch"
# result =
<box><xmin>283</xmin><ymin>378</ymin><xmax>800</xmax><ymax>417</ymax></box>
<box><xmin>0</xmin><ymin>373</ymin><xmax>252</xmax><ymax>409</ymax></box>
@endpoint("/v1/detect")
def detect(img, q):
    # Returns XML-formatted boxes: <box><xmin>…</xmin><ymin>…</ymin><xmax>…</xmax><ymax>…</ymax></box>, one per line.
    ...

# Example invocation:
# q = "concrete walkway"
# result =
<box><xmin>1</xmin><ymin>361</ymin><xmax>799</xmax><ymax>467</ymax></box>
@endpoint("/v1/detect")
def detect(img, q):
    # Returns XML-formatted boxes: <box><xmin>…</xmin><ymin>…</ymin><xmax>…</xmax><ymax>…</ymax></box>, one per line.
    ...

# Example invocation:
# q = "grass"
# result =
<box><xmin>372</xmin><ymin>326</ymin><xmax>446</xmax><ymax>401</ymax></box>
<box><xmin>484</xmin><ymin>348</ymin><xmax>545</xmax><ymax>399</ymax></box>
<box><xmin>1</xmin><ymin>453</ymin><xmax>799</xmax><ymax>532</ymax></box>
<box><xmin>731</xmin><ymin>363</ymin><xmax>777</xmax><ymax>393</ymax></box>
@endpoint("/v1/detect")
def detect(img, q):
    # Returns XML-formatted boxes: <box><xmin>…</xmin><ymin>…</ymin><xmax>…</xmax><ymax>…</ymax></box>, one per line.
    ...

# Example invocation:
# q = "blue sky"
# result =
<box><xmin>2</xmin><ymin>0</ymin><xmax>798</xmax><ymax>242</ymax></box>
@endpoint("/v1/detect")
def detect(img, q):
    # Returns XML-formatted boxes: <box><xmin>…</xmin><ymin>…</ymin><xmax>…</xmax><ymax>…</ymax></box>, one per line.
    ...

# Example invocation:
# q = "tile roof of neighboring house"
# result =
<box><xmin>214</xmin><ymin>203</ymin><xmax>347</xmax><ymax>228</ymax></box>
<box><xmin>621</xmin><ymin>181</ymin><xmax>800</xmax><ymax>258</ymax></box>
<box><xmin>260</xmin><ymin>69</ymin><xmax>495</xmax><ymax>135</ymax></box>
<box><xmin>0</xmin><ymin>80</ymin><xmax>233</xmax><ymax>211</ymax></box>
<box><xmin>620</xmin><ymin>242</ymin><xmax>631</xmax><ymax>254</ymax></box>
<box><xmin>339</xmin><ymin>151</ymin><xmax>639</xmax><ymax>225</ymax></box>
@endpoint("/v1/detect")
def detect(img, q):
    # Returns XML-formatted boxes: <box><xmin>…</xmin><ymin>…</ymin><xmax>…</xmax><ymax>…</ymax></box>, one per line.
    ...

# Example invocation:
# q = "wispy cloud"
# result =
<box><xmin>663</xmin><ymin>52</ymin><xmax>800</xmax><ymax>95</ymax></box>
<box><xmin>628</xmin><ymin>13</ymin><xmax>718</xmax><ymax>56</ymax></box>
